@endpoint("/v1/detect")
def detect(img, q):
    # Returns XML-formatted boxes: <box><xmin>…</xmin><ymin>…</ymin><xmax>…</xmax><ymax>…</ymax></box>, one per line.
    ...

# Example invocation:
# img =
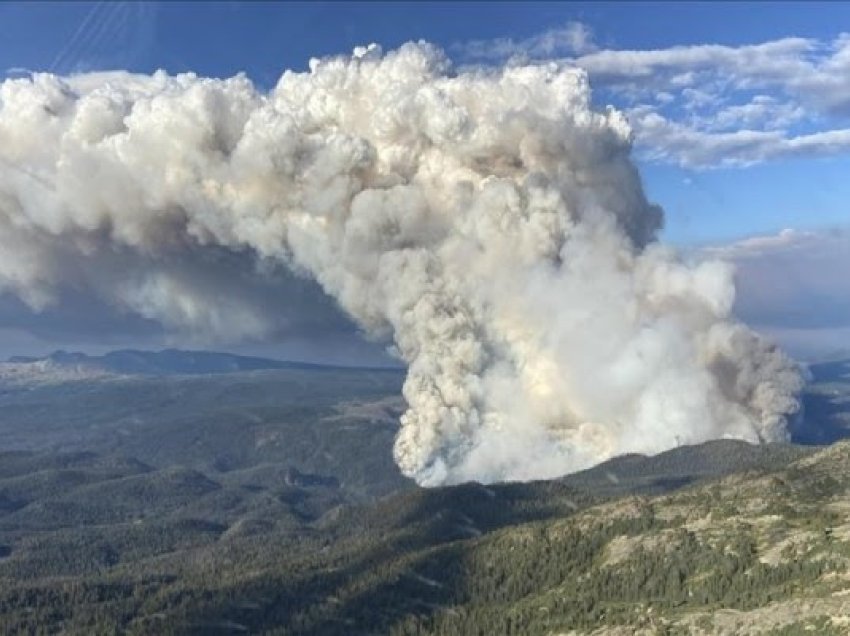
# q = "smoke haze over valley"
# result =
<box><xmin>1</xmin><ymin>4</ymin><xmax>850</xmax><ymax>633</ymax></box>
<box><xmin>0</xmin><ymin>41</ymin><xmax>807</xmax><ymax>485</ymax></box>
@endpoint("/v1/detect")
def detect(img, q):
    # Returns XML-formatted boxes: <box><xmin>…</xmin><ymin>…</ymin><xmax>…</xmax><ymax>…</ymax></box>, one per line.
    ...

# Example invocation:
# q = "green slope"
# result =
<box><xmin>0</xmin><ymin>441</ymin><xmax>848</xmax><ymax>634</ymax></box>
<box><xmin>0</xmin><ymin>360</ymin><xmax>845</xmax><ymax>634</ymax></box>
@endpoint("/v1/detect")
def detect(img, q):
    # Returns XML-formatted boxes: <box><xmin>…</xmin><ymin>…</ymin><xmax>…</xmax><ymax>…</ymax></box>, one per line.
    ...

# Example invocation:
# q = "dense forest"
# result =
<box><xmin>0</xmin><ymin>442</ymin><xmax>848</xmax><ymax>634</ymax></box>
<box><xmin>0</xmin><ymin>358</ymin><xmax>846</xmax><ymax>634</ymax></box>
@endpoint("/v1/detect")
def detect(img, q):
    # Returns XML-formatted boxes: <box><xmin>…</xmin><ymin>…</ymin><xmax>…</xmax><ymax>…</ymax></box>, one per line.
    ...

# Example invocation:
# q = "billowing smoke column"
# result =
<box><xmin>0</xmin><ymin>43</ymin><xmax>803</xmax><ymax>484</ymax></box>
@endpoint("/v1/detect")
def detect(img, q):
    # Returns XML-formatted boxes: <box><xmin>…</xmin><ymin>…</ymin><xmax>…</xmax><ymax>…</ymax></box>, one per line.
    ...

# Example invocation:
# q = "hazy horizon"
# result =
<box><xmin>0</xmin><ymin>2</ymin><xmax>848</xmax><ymax>366</ymax></box>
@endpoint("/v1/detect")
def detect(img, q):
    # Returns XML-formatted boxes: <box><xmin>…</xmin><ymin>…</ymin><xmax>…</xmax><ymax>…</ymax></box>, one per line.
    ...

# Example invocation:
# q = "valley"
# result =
<box><xmin>0</xmin><ymin>352</ymin><xmax>846</xmax><ymax>634</ymax></box>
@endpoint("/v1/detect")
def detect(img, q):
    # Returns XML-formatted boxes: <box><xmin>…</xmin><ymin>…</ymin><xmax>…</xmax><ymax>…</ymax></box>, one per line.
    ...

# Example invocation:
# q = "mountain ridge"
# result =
<box><xmin>4</xmin><ymin>348</ymin><xmax>403</xmax><ymax>377</ymax></box>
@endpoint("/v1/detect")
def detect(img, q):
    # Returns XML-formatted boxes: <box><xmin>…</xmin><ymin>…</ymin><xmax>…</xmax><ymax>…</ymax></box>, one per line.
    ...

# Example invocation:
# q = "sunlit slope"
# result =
<box><xmin>0</xmin><ymin>439</ymin><xmax>846</xmax><ymax>634</ymax></box>
<box><xmin>0</xmin><ymin>358</ymin><xmax>844</xmax><ymax>633</ymax></box>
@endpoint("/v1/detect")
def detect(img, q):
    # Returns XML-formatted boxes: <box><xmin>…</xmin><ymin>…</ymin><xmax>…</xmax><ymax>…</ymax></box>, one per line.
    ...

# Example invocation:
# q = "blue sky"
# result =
<box><xmin>0</xmin><ymin>2</ymin><xmax>847</xmax><ymax>360</ymax></box>
<box><xmin>2</xmin><ymin>1</ymin><xmax>848</xmax><ymax>245</ymax></box>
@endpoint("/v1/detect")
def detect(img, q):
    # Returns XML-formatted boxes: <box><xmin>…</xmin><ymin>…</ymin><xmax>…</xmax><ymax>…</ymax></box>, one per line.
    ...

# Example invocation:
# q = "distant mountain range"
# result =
<box><xmin>5</xmin><ymin>348</ymin><xmax>399</xmax><ymax>376</ymax></box>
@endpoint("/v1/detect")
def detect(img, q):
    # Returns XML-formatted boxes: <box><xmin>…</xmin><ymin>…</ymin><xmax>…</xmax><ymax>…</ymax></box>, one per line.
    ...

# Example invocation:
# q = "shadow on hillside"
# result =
<box><xmin>178</xmin><ymin>527</ymin><xmax>463</xmax><ymax>635</ymax></box>
<box><xmin>178</xmin><ymin>482</ymin><xmax>590</xmax><ymax>635</ymax></box>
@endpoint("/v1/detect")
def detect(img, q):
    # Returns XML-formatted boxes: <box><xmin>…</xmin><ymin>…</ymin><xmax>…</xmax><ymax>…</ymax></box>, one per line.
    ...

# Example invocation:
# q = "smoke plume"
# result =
<box><xmin>0</xmin><ymin>43</ymin><xmax>803</xmax><ymax>484</ymax></box>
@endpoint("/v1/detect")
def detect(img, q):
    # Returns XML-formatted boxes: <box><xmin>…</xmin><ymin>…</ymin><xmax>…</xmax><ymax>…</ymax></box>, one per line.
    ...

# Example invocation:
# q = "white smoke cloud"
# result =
<box><xmin>0</xmin><ymin>42</ymin><xmax>803</xmax><ymax>484</ymax></box>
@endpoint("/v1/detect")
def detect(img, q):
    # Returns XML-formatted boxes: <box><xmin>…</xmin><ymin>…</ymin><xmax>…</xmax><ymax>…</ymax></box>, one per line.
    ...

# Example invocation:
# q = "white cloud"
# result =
<box><xmin>574</xmin><ymin>37</ymin><xmax>816</xmax><ymax>87</ymax></box>
<box><xmin>577</xmin><ymin>33</ymin><xmax>850</xmax><ymax>167</ymax></box>
<box><xmin>629</xmin><ymin>108</ymin><xmax>850</xmax><ymax>168</ymax></box>
<box><xmin>706</xmin><ymin>96</ymin><xmax>805</xmax><ymax>132</ymax></box>
<box><xmin>0</xmin><ymin>44</ymin><xmax>802</xmax><ymax>483</ymax></box>
<box><xmin>455</xmin><ymin>27</ymin><xmax>850</xmax><ymax>168</ymax></box>
<box><xmin>4</xmin><ymin>67</ymin><xmax>33</xmax><ymax>76</ymax></box>
<box><xmin>703</xmin><ymin>228</ymin><xmax>810</xmax><ymax>258</ymax></box>
<box><xmin>703</xmin><ymin>228</ymin><xmax>850</xmax><ymax>359</ymax></box>
<box><xmin>456</xmin><ymin>22</ymin><xmax>596</xmax><ymax>61</ymax></box>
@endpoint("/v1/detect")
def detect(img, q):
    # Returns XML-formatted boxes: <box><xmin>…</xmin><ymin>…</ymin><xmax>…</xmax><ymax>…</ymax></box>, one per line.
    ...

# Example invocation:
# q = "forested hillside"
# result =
<box><xmin>1</xmin><ymin>441</ymin><xmax>849</xmax><ymax>634</ymax></box>
<box><xmin>0</xmin><ymin>357</ymin><xmax>845</xmax><ymax>634</ymax></box>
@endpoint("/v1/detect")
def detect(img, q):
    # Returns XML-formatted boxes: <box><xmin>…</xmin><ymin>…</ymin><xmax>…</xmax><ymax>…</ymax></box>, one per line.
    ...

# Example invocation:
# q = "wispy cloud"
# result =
<box><xmin>4</xmin><ymin>67</ymin><xmax>34</xmax><ymax>76</ymax></box>
<box><xmin>454</xmin><ymin>27</ymin><xmax>850</xmax><ymax>169</ymax></box>
<box><xmin>574</xmin><ymin>35</ymin><xmax>850</xmax><ymax>118</ymax></box>
<box><xmin>454</xmin><ymin>22</ymin><xmax>596</xmax><ymax>61</ymax></box>
<box><xmin>629</xmin><ymin>108</ymin><xmax>850</xmax><ymax>168</ymax></box>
